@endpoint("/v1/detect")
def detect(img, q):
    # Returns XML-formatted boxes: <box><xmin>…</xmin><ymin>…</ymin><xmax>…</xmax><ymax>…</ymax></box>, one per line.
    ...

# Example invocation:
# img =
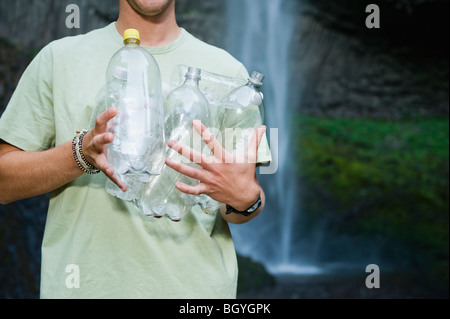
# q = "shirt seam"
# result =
<box><xmin>107</xmin><ymin>22</ymin><xmax>187</xmax><ymax>55</ymax></box>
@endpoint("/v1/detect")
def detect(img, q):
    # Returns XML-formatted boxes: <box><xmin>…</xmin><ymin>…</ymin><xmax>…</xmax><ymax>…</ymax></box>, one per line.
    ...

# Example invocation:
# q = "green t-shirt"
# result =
<box><xmin>0</xmin><ymin>23</ymin><xmax>271</xmax><ymax>299</ymax></box>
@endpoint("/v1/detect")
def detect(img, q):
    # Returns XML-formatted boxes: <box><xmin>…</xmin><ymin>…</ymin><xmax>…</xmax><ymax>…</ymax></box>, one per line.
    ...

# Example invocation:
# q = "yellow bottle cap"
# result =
<box><xmin>124</xmin><ymin>29</ymin><xmax>140</xmax><ymax>42</ymax></box>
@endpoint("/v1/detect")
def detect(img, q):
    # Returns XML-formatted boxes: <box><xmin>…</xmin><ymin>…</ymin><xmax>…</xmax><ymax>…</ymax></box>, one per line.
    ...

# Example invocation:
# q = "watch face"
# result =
<box><xmin>226</xmin><ymin>195</ymin><xmax>262</xmax><ymax>216</ymax></box>
<box><xmin>247</xmin><ymin>198</ymin><xmax>262</xmax><ymax>213</ymax></box>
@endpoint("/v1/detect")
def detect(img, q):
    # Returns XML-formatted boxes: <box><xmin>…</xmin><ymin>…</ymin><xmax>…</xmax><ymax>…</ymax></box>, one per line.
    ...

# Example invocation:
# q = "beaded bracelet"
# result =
<box><xmin>72</xmin><ymin>130</ymin><xmax>101</xmax><ymax>175</ymax></box>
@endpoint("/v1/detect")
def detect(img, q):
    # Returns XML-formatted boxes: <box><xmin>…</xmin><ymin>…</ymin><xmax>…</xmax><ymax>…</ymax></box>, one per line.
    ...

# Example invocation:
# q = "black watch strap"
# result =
<box><xmin>225</xmin><ymin>194</ymin><xmax>262</xmax><ymax>217</ymax></box>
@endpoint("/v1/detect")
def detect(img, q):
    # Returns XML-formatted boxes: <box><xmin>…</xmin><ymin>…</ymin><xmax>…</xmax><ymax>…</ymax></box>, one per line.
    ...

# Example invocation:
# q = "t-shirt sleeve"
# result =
<box><xmin>0</xmin><ymin>44</ymin><xmax>55</xmax><ymax>152</ymax></box>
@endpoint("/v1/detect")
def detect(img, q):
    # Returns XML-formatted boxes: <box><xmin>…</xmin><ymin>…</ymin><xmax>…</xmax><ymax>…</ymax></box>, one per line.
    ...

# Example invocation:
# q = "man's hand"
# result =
<box><xmin>82</xmin><ymin>107</ymin><xmax>127</xmax><ymax>192</ymax></box>
<box><xmin>165</xmin><ymin>120</ymin><xmax>266</xmax><ymax>214</ymax></box>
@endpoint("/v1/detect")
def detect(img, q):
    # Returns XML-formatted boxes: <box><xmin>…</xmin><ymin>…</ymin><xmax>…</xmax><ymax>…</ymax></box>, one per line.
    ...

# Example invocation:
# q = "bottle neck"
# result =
<box><xmin>247</xmin><ymin>80</ymin><xmax>261</xmax><ymax>90</ymax></box>
<box><xmin>184</xmin><ymin>75</ymin><xmax>200</xmax><ymax>87</ymax></box>
<box><xmin>124</xmin><ymin>37</ymin><xmax>141</xmax><ymax>46</ymax></box>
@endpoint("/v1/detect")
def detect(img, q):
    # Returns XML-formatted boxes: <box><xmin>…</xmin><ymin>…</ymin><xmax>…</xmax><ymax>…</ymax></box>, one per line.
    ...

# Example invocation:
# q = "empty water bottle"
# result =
<box><xmin>139</xmin><ymin>67</ymin><xmax>211</xmax><ymax>221</ymax></box>
<box><xmin>195</xmin><ymin>72</ymin><xmax>266</xmax><ymax>215</ymax></box>
<box><xmin>103</xmin><ymin>29</ymin><xmax>165</xmax><ymax>200</ymax></box>
<box><xmin>220</xmin><ymin>71</ymin><xmax>265</xmax><ymax>154</ymax></box>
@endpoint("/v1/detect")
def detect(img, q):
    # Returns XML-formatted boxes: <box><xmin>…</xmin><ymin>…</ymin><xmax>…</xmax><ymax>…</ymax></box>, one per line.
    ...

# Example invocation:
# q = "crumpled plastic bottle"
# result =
<box><xmin>195</xmin><ymin>71</ymin><xmax>266</xmax><ymax>215</ymax></box>
<box><xmin>138</xmin><ymin>67</ymin><xmax>211</xmax><ymax>221</ymax></box>
<box><xmin>94</xmin><ymin>29</ymin><xmax>165</xmax><ymax>201</ymax></box>
<box><xmin>220</xmin><ymin>71</ymin><xmax>265</xmax><ymax>154</ymax></box>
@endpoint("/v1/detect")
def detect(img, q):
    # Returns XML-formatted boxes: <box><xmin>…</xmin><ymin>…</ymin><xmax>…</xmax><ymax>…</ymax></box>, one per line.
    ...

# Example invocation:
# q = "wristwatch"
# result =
<box><xmin>225</xmin><ymin>194</ymin><xmax>262</xmax><ymax>217</ymax></box>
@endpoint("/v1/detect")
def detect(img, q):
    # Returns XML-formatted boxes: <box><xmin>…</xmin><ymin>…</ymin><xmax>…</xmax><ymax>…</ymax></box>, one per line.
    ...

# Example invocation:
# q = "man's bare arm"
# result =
<box><xmin>0</xmin><ymin>107</ymin><xmax>125</xmax><ymax>205</ymax></box>
<box><xmin>0</xmin><ymin>141</ymin><xmax>83</xmax><ymax>204</ymax></box>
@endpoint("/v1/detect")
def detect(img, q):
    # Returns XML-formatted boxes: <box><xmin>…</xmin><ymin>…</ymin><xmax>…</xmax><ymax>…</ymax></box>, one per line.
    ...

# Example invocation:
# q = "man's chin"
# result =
<box><xmin>125</xmin><ymin>0</ymin><xmax>173</xmax><ymax>17</ymax></box>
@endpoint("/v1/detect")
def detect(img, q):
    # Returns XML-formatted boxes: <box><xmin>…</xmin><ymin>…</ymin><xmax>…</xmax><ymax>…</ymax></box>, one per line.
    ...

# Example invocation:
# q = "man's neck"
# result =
<box><xmin>115</xmin><ymin>1</ymin><xmax>181</xmax><ymax>47</ymax></box>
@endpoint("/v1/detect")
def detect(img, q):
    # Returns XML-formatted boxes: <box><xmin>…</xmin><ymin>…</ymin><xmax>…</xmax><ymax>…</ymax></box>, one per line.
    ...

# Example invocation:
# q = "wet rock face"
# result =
<box><xmin>291</xmin><ymin>0</ymin><xmax>449</xmax><ymax>119</ymax></box>
<box><xmin>0</xmin><ymin>195</ymin><xmax>49</xmax><ymax>298</ymax></box>
<box><xmin>0</xmin><ymin>0</ymin><xmax>119</xmax><ymax>49</ymax></box>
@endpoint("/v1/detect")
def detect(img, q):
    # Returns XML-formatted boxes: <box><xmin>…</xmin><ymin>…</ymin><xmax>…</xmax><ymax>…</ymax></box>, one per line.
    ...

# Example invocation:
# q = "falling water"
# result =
<box><xmin>226</xmin><ymin>0</ymin><xmax>321</xmax><ymax>274</ymax></box>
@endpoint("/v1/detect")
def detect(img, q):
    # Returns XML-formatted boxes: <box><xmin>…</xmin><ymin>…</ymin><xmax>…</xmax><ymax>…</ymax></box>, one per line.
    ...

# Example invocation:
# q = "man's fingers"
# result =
<box><xmin>95</xmin><ymin>157</ymin><xmax>127</xmax><ymax>192</ymax></box>
<box><xmin>174</xmin><ymin>181</ymin><xmax>209</xmax><ymax>196</ymax></box>
<box><xmin>107</xmin><ymin>171</ymin><xmax>127</xmax><ymax>193</ymax></box>
<box><xmin>90</xmin><ymin>132</ymin><xmax>114</xmax><ymax>152</ymax></box>
<box><xmin>193</xmin><ymin>120</ymin><xmax>227</xmax><ymax>161</ymax></box>
<box><xmin>167</xmin><ymin>139</ymin><xmax>209</xmax><ymax>166</ymax></box>
<box><xmin>108</xmin><ymin>174</ymin><xmax>127</xmax><ymax>192</ymax></box>
<box><xmin>84</xmin><ymin>107</ymin><xmax>127</xmax><ymax>192</ymax></box>
<box><xmin>165</xmin><ymin>158</ymin><xmax>208</xmax><ymax>181</ymax></box>
<box><xmin>94</xmin><ymin>107</ymin><xmax>117</xmax><ymax>133</ymax></box>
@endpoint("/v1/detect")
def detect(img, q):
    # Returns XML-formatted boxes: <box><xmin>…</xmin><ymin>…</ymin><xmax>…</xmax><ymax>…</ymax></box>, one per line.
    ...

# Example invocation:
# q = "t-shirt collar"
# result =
<box><xmin>108</xmin><ymin>22</ymin><xmax>186</xmax><ymax>55</ymax></box>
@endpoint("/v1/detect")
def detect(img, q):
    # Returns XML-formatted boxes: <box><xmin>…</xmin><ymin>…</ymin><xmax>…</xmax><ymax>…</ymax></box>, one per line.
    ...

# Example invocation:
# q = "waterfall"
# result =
<box><xmin>226</xmin><ymin>0</ymin><xmax>321</xmax><ymax>274</ymax></box>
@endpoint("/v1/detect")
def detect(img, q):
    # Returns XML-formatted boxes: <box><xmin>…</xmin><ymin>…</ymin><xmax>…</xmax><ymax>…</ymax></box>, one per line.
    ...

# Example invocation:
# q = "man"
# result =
<box><xmin>0</xmin><ymin>0</ymin><xmax>270</xmax><ymax>298</ymax></box>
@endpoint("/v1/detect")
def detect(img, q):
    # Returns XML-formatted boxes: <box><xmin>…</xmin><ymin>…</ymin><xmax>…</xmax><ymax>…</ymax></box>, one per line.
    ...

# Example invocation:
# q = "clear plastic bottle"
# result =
<box><xmin>104</xmin><ymin>29</ymin><xmax>165</xmax><ymax>200</ymax></box>
<box><xmin>138</xmin><ymin>67</ymin><xmax>211</xmax><ymax>221</ymax></box>
<box><xmin>220</xmin><ymin>71</ymin><xmax>265</xmax><ymax>152</ymax></box>
<box><xmin>195</xmin><ymin>72</ymin><xmax>266</xmax><ymax>215</ymax></box>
